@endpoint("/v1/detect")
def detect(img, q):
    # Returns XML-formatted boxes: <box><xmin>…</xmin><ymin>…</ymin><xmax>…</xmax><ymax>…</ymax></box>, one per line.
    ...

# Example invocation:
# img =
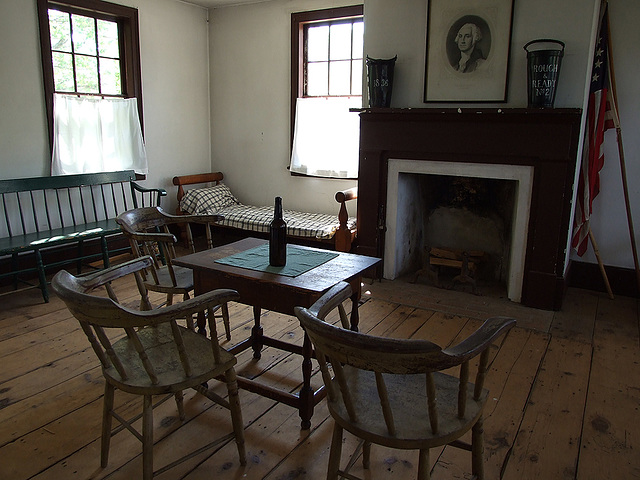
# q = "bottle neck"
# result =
<box><xmin>274</xmin><ymin>197</ymin><xmax>283</xmax><ymax>219</ymax></box>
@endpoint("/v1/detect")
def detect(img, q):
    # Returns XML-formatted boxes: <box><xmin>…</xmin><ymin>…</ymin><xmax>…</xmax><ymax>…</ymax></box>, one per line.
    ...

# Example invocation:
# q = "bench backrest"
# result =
<box><xmin>0</xmin><ymin>170</ymin><xmax>163</xmax><ymax>239</ymax></box>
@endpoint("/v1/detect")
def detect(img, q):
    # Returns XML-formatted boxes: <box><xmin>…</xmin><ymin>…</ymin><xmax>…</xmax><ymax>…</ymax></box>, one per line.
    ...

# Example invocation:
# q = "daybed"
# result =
<box><xmin>172</xmin><ymin>172</ymin><xmax>357</xmax><ymax>252</ymax></box>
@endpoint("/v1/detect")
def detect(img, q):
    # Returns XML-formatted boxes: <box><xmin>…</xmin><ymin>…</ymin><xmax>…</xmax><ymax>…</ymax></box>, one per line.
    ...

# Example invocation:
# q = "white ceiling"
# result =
<box><xmin>181</xmin><ymin>0</ymin><xmax>272</xmax><ymax>8</ymax></box>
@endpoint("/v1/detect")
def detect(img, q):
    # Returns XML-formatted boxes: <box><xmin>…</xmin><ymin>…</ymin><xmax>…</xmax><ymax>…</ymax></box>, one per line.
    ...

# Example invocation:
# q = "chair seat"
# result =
<box><xmin>104</xmin><ymin>323</ymin><xmax>236</xmax><ymax>395</ymax></box>
<box><xmin>328</xmin><ymin>368</ymin><xmax>488</xmax><ymax>450</ymax></box>
<box><xmin>144</xmin><ymin>265</ymin><xmax>194</xmax><ymax>294</ymax></box>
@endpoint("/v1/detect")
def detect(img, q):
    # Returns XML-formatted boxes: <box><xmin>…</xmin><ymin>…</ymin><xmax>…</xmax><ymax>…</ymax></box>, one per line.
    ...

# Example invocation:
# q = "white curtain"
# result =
<box><xmin>52</xmin><ymin>94</ymin><xmax>148</xmax><ymax>175</ymax></box>
<box><xmin>290</xmin><ymin>96</ymin><xmax>361</xmax><ymax>178</ymax></box>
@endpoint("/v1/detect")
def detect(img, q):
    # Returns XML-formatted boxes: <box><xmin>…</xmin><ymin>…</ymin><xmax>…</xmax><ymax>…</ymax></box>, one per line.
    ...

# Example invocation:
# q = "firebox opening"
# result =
<box><xmin>401</xmin><ymin>173</ymin><xmax>516</xmax><ymax>290</ymax></box>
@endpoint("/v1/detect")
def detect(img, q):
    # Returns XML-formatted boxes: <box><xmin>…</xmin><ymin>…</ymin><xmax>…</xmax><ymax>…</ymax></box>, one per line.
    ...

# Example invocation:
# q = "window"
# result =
<box><xmin>37</xmin><ymin>0</ymin><xmax>146</xmax><ymax>175</ymax></box>
<box><xmin>290</xmin><ymin>6</ymin><xmax>364</xmax><ymax>179</ymax></box>
<box><xmin>303</xmin><ymin>16</ymin><xmax>363</xmax><ymax>97</ymax></box>
<box><xmin>47</xmin><ymin>9</ymin><xmax>122</xmax><ymax>96</ymax></box>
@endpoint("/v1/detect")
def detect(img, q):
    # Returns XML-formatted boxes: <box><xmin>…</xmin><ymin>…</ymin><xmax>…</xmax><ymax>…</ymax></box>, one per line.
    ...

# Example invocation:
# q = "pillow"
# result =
<box><xmin>179</xmin><ymin>183</ymin><xmax>239</xmax><ymax>214</ymax></box>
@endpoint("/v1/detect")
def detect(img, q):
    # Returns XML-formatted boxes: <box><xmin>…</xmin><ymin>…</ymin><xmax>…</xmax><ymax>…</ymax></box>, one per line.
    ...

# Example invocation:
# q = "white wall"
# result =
<box><xmin>208</xmin><ymin>0</ymin><xmax>358</xmax><ymax>216</ymax></box>
<box><xmin>0</xmin><ymin>0</ymin><xmax>211</xmax><ymax>212</ymax></box>
<box><xmin>0</xmin><ymin>0</ymin><xmax>49</xmax><ymax>178</ymax></box>
<box><xmin>134</xmin><ymin>0</ymin><xmax>211</xmax><ymax>205</ymax></box>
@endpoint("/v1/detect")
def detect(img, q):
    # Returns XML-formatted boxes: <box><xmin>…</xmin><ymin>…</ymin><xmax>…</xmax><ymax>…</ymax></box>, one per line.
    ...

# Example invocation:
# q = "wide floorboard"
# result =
<box><xmin>0</xmin><ymin>272</ymin><xmax>638</xmax><ymax>479</ymax></box>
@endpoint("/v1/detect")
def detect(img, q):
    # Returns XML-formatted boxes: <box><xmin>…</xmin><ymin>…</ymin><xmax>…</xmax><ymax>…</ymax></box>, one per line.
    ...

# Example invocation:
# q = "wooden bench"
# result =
<box><xmin>172</xmin><ymin>172</ymin><xmax>357</xmax><ymax>252</ymax></box>
<box><xmin>0</xmin><ymin>170</ymin><xmax>166</xmax><ymax>302</ymax></box>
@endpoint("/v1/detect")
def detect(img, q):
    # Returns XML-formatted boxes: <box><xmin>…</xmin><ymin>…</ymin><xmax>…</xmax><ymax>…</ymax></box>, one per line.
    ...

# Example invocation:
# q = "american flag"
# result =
<box><xmin>571</xmin><ymin>3</ymin><xmax>619</xmax><ymax>256</ymax></box>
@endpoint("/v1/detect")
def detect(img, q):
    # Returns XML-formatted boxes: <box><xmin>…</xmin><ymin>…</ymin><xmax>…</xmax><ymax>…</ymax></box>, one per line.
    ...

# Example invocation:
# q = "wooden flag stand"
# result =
<box><xmin>589</xmin><ymin>227</ymin><xmax>614</xmax><ymax>299</ymax></box>
<box><xmin>606</xmin><ymin>3</ymin><xmax>640</xmax><ymax>295</ymax></box>
<box><xmin>584</xmin><ymin>1</ymin><xmax>639</xmax><ymax>300</ymax></box>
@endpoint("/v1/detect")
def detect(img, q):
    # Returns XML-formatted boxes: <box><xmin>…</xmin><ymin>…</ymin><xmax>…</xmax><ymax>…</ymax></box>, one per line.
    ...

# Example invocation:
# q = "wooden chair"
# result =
<box><xmin>51</xmin><ymin>256</ymin><xmax>246</xmax><ymax>480</ymax></box>
<box><xmin>116</xmin><ymin>206</ymin><xmax>231</xmax><ymax>339</ymax></box>
<box><xmin>294</xmin><ymin>282</ymin><xmax>516</xmax><ymax>480</ymax></box>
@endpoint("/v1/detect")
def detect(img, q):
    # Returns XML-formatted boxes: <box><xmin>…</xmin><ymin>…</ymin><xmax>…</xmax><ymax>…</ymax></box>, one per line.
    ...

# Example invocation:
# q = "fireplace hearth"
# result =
<box><xmin>354</xmin><ymin>108</ymin><xmax>582</xmax><ymax>310</ymax></box>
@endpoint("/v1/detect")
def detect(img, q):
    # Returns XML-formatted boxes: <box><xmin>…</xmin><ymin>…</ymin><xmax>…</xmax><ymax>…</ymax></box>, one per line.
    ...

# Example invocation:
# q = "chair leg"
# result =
<box><xmin>100</xmin><ymin>236</ymin><xmax>110</xmax><ymax>268</ymax></box>
<box><xmin>175</xmin><ymin>391</ymin><xmax>185</xmax><ymax>421</ymax></box>
<box><xmin>142</xmin><ymin>395</ymin><xmax>154</xmax><ymax>480</ymax></box>
<box><xmin>101</xmin><ymin>383</ymin><xmax>115</xmax><ymax>468</ymax></box>
<box><xmin>327</xmin><ymin>422</ymin><xmax>343</xmax><ymax>480</ymax></box>
<box><xmin>225</xmin><ymin>368</ymin><xmax>246</xmax><ymax>465</ymax></box>
<box><xmin>363</xmin><ymin>441</ymin><xmax>371</xmax><ymax>469</ymax></box>
<box><xmin>182</xmin><ymin>293</ymin><xmax>193</xmax><ymax>331</ymax></box>
<box><xmin>417</xmin><ymin>449</ymin><xmax>430</xmax><ymax>480</ymax></box>
<box><xmin>185</xmin><ymin>313</ymin><xmax>195</xmax><ymax>331</ymax></box>
<box><xmin>222</xmin><ymin>302</ymin><xmax>231</xmax><ymax>340</ymax></box>
<box><xmin>472</xmin><ymin>415</ymin><xmax>485</xmax><ymax>480</ymax></box>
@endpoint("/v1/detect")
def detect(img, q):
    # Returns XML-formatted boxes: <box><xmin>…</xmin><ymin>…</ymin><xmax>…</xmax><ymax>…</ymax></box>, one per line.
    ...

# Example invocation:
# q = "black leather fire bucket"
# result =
<box><xmin>366</xmin><ymin>55</ymin><xmax>397</xmax><ymax>108</ymax></box>
<box><xmin>524</xmin><ymin>39</ymin><xmax>564</xmax><ymax>108</ymax></box>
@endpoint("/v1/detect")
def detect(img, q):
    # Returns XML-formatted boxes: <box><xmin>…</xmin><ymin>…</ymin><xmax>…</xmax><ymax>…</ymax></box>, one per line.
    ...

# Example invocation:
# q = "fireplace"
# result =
<box><xmin>354</xmin><ymin>108</ymin><xmax>582</xmax><ymax>310</ymax></box>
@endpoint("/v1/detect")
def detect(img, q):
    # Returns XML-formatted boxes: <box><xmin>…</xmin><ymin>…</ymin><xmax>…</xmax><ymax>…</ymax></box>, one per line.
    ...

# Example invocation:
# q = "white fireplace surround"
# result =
<box><xmin>384</xmin><ymin>159</ymin><xmax>534</xmax><ymax>303</ymax></box>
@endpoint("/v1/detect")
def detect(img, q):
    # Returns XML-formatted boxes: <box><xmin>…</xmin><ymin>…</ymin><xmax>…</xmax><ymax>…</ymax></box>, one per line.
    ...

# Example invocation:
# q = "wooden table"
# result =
<box><xmin>173</xmin><ymin>238</ymin><xmax>380</xmax><ymax>428</ymax></box>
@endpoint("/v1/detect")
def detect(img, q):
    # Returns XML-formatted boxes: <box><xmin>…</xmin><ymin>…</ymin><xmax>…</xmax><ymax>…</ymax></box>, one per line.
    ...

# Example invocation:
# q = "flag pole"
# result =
<box><xmin>589</xmin><ymin>227</ymin><xmax>614</xmax><ymax>299</ymax></box>
<box><xmin>605</xmin><ymin>4</ymin><xmax>640</xmax><ymax>293</ymax></box>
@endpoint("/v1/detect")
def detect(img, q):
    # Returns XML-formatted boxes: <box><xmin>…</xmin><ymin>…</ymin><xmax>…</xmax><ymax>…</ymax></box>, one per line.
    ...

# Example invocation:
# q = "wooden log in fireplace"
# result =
<box><xmin>355</xmin><ymin>107</ymin><xmax>582</xmax><ymax>311</ymax></box>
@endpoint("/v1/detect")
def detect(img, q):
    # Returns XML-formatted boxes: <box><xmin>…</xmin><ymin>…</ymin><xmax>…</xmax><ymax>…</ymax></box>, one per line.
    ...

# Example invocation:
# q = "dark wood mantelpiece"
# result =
<box><xmin>354</xmin><ymin>107</ymin><xmax>583</xmax><ymax>310</ymax></box>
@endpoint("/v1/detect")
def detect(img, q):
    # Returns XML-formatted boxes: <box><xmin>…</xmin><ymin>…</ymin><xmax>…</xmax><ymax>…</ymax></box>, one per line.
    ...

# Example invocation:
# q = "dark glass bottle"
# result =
<box><xmin>269</xmin><ymin>196</ymin><xmax>287</xmax><ymax>266</ymax></box>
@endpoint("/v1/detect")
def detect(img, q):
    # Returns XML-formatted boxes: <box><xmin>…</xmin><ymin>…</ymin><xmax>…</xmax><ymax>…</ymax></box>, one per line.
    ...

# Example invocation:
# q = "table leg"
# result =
<box><xmin>299</xmin><ymin>332</ymin><xmax>313</xmax><ymax>430</ymax></box>
<box><xmin>197</xmin><ymin>311</ymin><xmax>207</xmax><ymax>336</ymax></box>
<box><xmin>193</xmin><ymin>271</ymin><xmax>207</xmax><ymax>336</ymax></box>
<box><xmin>252</xmin><ymin>305</ymin><xmax>263</xmax><ymax>360</ymax></box>
<box><xmin>349</xmin><ymin>290</ymin><xmax>360</xmax><ymax>332</ymax></box>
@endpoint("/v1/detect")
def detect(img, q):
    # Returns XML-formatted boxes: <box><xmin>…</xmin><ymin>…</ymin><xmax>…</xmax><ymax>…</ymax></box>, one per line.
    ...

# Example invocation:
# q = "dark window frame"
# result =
<box><xmin>290</xmin><ymin>5</ymin><xmax>364</xmax><ymax>152</ymax></box>
<box><xmin>37</xmin><ymin>0</ymin><xmax>143</xmax><ymax>156</ymax></box>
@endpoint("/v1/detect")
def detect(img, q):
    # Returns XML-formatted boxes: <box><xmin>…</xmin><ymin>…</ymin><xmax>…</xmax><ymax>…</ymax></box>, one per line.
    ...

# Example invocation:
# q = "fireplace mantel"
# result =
<box><xmin>355</xmin><ymin>107</ymin><xmax>582</xmax><ymax>310</ymax></box>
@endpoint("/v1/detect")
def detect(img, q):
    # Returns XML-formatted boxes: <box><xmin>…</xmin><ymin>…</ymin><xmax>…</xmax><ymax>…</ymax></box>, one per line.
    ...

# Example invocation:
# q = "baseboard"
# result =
<box><xmin>567</xmin><ymin>260</ymin><xmax>639</xmax><ymax>297</ymax></box>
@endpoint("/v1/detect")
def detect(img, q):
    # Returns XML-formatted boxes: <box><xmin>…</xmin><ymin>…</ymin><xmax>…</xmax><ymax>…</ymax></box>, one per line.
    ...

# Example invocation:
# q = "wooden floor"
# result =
<box><xmin>0</xmin><ymin>271</ymin><xmax>638</xmax><ymax>479</ymax></box>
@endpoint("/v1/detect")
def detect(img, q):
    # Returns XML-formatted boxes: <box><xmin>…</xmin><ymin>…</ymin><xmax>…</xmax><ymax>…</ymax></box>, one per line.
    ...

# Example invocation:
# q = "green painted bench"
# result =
<box><xmin>0</xmin><ymin>170</ymin><xmax>166</xmax><ymax>302</ymax></box>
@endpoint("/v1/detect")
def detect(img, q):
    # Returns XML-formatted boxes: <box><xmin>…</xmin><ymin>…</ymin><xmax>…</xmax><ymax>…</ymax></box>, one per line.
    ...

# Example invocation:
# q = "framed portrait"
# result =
<box><xmin>424</xmin><ymin>0</ymin><xmax>514</xmax><ymax>102</ymax></box>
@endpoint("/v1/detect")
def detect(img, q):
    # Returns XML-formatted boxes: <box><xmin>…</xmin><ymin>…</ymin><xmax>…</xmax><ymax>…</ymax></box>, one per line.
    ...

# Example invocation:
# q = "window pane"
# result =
<box><xmin>48</xmin><ymin>10</ymin><xmax>71</xmax><ymax>52</ymax></box>
<box><xmin>307</xmin><ymin>25</ymin><xmax>328</xmax><ymax>62</ymax></box>
<box><xmin>351</xmin><ymin>59</ymin><xmax>363</xmax><ymax>95</ymax></box>
<box><xmin>307</xmin><ymin>62</ymin><xmax>328</xmax><ymax>96</ymax></box>
<box><xmin>75</xmin><ymin>55</ymin><xmax>99</xmax><ymax>93</ymax></box>
<box><xmin>52</xmin><ymin>52</ymin><xmax>74</xmax><ymax>91</ymax></box>
<box><xmin>352</xmin><ymin>21</ymin><xmax>364</xmax><ymax>59</ymax></box>
<box><xmin>329</xmin><ymin>23</ymin><xmax>352</xmax><ymax>61</ymax></box>
<box><xmin>100</xmin><ymin>58</ymin><xmax>121</xmax><ymax>95</ymax></box>
<box><xmin>98</xmin><ymin>20</ymin><xmax>120</xmax><ymax>58</ymax></box>
<box><xmin>72</xmin><ymin>14</ymin><xmax>96</xmax><ymax>56</ymax></box>
<box><xmin>329</xmin><ymin>60</ymin><xmax>351</xmax><ymax>96</ymax></box>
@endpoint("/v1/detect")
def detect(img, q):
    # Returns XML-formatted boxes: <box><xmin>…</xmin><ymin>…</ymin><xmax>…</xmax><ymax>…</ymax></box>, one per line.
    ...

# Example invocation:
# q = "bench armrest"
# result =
<box><xmin>131</xmin><ymin>181</ymin><xmax>167</xmax><ymax>207</ymax></box>
<box><xmin>334</xmin><ymin>187</ymin><xmax>357</xmax><ymax>252</ymax></box>
<box><xmin>335</xmin><ymin>186</ymin><xmax>357</xmax><ymax>204</ymax></box>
